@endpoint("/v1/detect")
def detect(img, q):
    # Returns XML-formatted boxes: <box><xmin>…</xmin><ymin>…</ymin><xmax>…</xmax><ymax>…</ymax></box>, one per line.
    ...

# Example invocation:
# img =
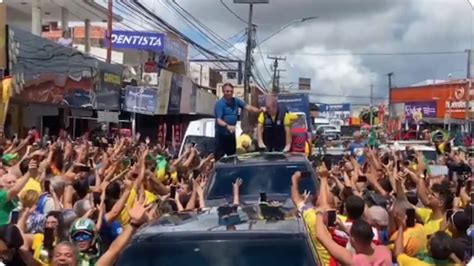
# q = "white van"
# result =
<box><xmin>179</xmin><ymin>119</ymin><xmax>242</xmax><ymax>157</ymax></box>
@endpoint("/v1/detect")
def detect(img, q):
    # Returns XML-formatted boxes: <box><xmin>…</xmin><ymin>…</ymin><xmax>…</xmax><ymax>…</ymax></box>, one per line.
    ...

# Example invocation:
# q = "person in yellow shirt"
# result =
<box><xmin>388</xmin><ymin>200</ymin><xmax>428</xmax><ymax>257</ymax></box>
<box><xmin>416</xmin><ymin>180</ymin><xmax>454</xmax><ymax>237</ymax></box>
<box><xmin>236</xmin><ymin>129</ymin><xmax>254</xmax><ymax>154</ymax></box>
<box><xmin>395</xmin><ymin>221</ymin><xmax>462</xmax><ymax>266</ymax></box>
<box><xmin>257</xmin><ymin>95</ymin><xmax>291</xmax><ymax>152</ymax></box>
<box><xmin>20</xmin><ymin>177</ymin><xmax>42</xmax><ymax>197</ymax></box>
<box><xmin>290</xmin><ymin>171</ymin><xmax>331</xmax><ymax>265</ymax></box>
<box><xmin>118</xmin><ymin>188</ymin><xmax>156</xmax><ymax>226</ymax></box>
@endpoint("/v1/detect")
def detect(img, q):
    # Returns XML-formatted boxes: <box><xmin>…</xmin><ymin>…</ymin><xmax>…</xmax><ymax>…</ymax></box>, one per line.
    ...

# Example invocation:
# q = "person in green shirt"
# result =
<box><xmin>0</xmin><ymin>160</ymin><xmax>36</xmax><ymax>225</ymax></box>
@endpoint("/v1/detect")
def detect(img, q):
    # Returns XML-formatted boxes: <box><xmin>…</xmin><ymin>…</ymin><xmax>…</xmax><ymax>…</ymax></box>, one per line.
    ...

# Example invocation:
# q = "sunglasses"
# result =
<box><xmin>72</xmin><ymin>233</ymin><xmax>92</xmax><ymax>242</ymax></box>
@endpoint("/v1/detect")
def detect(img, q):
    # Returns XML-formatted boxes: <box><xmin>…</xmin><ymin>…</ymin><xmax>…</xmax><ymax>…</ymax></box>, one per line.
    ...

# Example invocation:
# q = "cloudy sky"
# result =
<box><xmin>127</xmin><ymin>0</ymin><xmax>473</xmax><ymax>104</ymax></box>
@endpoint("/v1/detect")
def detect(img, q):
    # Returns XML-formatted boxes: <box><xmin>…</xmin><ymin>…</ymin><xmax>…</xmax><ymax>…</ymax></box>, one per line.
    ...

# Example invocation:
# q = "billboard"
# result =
<box><xmin>105</xmin><ymin>30</ymin><xmax>165</xmax><ymax>52</ymax></box>
<box><xmin>123</xmin><ymin>86</ymin><xmax>158</xmax><ymax>115</ymax></box>
<box><xmin>298</xmin><ymin>77</ymin><xmax>311</xmax><ymax>90</ymax></box>
<box><xmin>404</xmin><ymin>101</ymin><xmax>436</xmax><ymax>121</ymax></box>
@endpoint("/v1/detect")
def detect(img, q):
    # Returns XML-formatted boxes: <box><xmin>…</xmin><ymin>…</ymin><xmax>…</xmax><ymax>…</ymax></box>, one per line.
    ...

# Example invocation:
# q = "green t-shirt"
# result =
<box><xmin>0</xmin><ymin>190</ymin><xmax>17</xmax><ymax>225</ymax></box>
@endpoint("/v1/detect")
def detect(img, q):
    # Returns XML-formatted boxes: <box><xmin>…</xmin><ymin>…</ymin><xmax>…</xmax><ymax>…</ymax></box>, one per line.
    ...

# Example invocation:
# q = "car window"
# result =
<box><xmin>207</xmin><ymin>163</ymin><xmax>316</xmax><ymax>199</ymax></box>
<box><xmin>182</xmin><ymin>136</ymin><xmax>216</xmax><ymax>157</ymax></box>
<box><xmin>117</xmin><ymin>238</ymin><xmax>316</xmax><ymax>266</ymax></box>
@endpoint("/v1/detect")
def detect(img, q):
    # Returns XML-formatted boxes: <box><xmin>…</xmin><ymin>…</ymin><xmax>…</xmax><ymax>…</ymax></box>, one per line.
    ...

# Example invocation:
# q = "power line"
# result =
<box><xmin>130</xmin><ymin>0</ymin><xmax>234</xmax><ymax>61</ymax></box>
<box><xmin>262</xmin><ymin>51</ymin><xmax>465</xmax><ymax>57</ymax></box>
<box><xmin>219</xmin><ymin>0</ymin><xmax>247</xmax><ymax>24</ymax></box>
<box><xmin>307</xmin><ymin>92</ymin><xmax>388</xmax><ymax>99</ymax></box>
<box><xmin>254</xmin><ymin>33</ymin><xmax>272</xmax><ymax>79</ymax></box>
<box><xmin>165</xmin><ymin>0</ymin><xmax>243</xmax><ymax>57</ymax></box>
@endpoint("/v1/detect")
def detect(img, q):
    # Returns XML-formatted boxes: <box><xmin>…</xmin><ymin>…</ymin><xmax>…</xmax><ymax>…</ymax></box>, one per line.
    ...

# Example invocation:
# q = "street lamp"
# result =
<box><xmin>259</xmin><ymin>16</ymin><xmax>318</xmax><ymax>45</ymax></box>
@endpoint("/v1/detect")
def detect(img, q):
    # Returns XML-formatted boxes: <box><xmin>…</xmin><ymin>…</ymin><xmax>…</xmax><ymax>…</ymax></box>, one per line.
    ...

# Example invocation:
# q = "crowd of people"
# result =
<box><xmin>0</xmin><ymin>81</ymin><xmax>470</xmax><ymax>266</ymax></box>
<box><xmin>292</xmin><ymin>143</ymin><xmax>473</xmax><ymax>265</ymax></box>
<box><xmin>0</xmin><ymin>129</ymin><xmax>214</xmax><ymax>266</ymax></box>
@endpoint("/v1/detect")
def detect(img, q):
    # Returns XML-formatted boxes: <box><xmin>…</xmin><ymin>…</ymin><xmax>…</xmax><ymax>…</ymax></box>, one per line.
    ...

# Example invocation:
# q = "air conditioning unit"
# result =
<box><xmin>142</xmin><ymin>72</ymin><xmax>158</xmax><ymax>86</ymax></box>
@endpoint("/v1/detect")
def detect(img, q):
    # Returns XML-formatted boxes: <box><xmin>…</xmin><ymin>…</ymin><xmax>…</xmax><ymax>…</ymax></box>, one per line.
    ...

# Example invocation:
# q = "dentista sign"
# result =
<box><xmin>105</xmin><ymin>30</ymin><xmax>165</xmax><ymax>52</ymax></box>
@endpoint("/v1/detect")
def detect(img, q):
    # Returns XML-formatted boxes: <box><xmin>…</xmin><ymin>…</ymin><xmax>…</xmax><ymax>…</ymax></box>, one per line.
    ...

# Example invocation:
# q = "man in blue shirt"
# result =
<box><xmin>214</xmin><ymin>83</ymin><xmax>262</xmax><ymax>159</ymax></box>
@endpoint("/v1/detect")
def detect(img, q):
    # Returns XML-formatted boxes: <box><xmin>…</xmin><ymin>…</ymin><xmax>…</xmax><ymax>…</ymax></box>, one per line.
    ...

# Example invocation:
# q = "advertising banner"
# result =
<box><xmin>105</xmin><ymin>30</ymin><xmax>165</xmax><ymax>52</ymax></box>
<box><xmin>9</xmin><ymin>26</ymin><xmax>96</xmax><ymax>108</ymax></box>
<box><xmin>168</xmin><ymin>74</ymin><xmax>182</xmax><ymax>114</ymax></box>
<box><xmin>157</xmin><ymin>70</ymin><xmax>172</xmax><ymax>114</ymax></box>
<box><xmin>123</xmin><ymin>86</ymin><xmax>158</xmax><ymax>115</ymax></box>
<box><xmin>298</xmin><ymin>77</ymin><xmax>311</xmax><ymax>90</ymax></box>
<box><xmin>94</xmin><ymin>61</ymin><xmax>123</xmax><ymax>110</ymax></box>
<box><xmin>404</xmin><ymin>101</ymin><xmax>436</xmax><ymax>121</ymax></box>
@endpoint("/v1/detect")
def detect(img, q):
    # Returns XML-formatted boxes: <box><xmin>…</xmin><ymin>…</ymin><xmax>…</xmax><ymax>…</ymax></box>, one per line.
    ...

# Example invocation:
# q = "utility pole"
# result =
<box><xmin>276</xmin><ymin>69</ymin><xmax>285</xmax><ymax>92</ymax></box>
<box><xmin>243</xmin><ymin>4</ymin><xmax>254</xmax><ymax>103</ymax></box>
<box><xmin>106</xmin><ymin>0</ymin><xmax>113</xmax><ymax>63</ymax></box>
<box><xmin>466</xmin><ymin>49</ymin><xmax>471</xmax><ymax>132</ymax></box>
<box><xmin>268</xmin><ymin>56</ymin><xmax>286</xmax><ymax>93</ymax></box>
<box><xmin>387</xmin><ymin>72</ymin><xmax>393</xmax><ymax>117</ymax></box>
<box><xmin>370</xmin><ymin>83</ymin><xmax>374</xmax><ymax>126</ymax></box>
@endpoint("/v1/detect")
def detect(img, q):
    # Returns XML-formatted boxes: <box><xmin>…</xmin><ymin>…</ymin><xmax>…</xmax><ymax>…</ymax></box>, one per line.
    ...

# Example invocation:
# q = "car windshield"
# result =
<box><xmin>207</xmin><ymin>163</ymin><xmax>316</xmax><ymax>199</ymax></box>
<box><xmin>117</xmin><ymin>238</ymin><xmax>315</xmax><ymax>266</ymax></box>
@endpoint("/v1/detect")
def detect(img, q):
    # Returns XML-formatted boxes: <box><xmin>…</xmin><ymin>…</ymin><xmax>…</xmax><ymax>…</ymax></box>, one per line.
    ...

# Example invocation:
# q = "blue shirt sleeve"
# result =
<box><xmin>215</xmin><ymin>100</ymin><xmax>224</xmax><ymax>119</ymax></box>
<box><xmin>236</xmin><ymin>98</ymin><xmax>247</xmax><ymax>109</ymax></box>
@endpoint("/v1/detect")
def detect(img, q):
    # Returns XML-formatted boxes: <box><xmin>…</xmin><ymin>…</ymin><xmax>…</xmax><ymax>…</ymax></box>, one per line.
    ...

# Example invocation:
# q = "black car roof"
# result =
<box><xmin>133</xmin><ymin>207</ymin><xmax>306</xmax><ymax>242</ymax></box>
<box><xmin>216</xmin><ymin>152</ymin><xmax>309</xmax><ymax>166</ymax></box>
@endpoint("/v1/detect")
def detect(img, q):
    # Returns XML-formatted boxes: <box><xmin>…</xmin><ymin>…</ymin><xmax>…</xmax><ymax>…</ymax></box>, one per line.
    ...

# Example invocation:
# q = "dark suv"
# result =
<box><xmin>117</xmin><ymin>211</ymin><xmax>318</xmax><ymax>266</ymax></box>
<box><xmin>205</xmin><ymin>152</ymin><xmax>318</xmax><ymax>206</ymax></box>
<box><xmin>116</xmin><ymin>152</ymin><xmax>319</xmax><ymax>266</ymax></box>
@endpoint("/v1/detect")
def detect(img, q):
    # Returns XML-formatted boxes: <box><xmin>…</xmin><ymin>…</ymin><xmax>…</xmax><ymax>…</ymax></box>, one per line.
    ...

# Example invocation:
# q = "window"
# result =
<box><xmin>207</xmin><ymin>163</ymin><xmax>316</xmax><ymax>199</ymax></box>
<box><xmin>118</xmin><ymin>238</ymin><xmax>316</xmax><ymax>266</ymax></box>
<box><xmin>226</xmin><ymin>72</ymin><xmax>237</xmax><ymax>79</ymax></box>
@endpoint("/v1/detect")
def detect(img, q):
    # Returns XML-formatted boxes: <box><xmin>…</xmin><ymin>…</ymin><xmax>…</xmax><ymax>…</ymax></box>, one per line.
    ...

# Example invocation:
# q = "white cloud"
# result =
<box><xmin>137</xmin><ymin>0</ymin><xmax>473</xmax><ymax>104</ymax></box>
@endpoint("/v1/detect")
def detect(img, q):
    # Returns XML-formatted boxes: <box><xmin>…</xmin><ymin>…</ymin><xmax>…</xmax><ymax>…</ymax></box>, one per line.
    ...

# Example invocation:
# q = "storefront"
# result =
<box><xmin>7</xmin><ymin>26</ymin><xmax>124</xmax><ymax>137</ymax></box>
<box><xmin>390</xmin><ymin>81</ymin><xmax>474</xmax><ymax>124</ymax></box>
<box><xmin>122</xmin><ymin>69</ymin><xmax>217</xmax><ymax>144</ymax></box>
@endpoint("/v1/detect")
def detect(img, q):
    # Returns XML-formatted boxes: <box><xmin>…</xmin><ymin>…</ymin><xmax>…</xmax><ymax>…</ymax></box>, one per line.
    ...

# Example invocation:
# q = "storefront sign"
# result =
<box><xmin>106</xmin><ymin>30</ymin><xmax>165</xmax><ymax>52</ymax></box>
<box><xmin>405</xmin><ymin>101</ymin><xmax>436</xmax><ymax>119</ymax></box>
<box><xmin>445</xmin><ymin>100</ymin><xmax>474</xmax><ymax>112</ymax></box>
<box><xmin>94</xmin><ymin>62</ymin><xmax>123</xmax><ymax>110</ymax></box>
<box><xmin>97</xmin><ymin>111</ymin><xmax>119</xmax><ymax>123</ymax></box>
<box><xmin>123</xmin><ymin>86</ymin><xmax>158</xmax><ymax>115</ymax></box>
